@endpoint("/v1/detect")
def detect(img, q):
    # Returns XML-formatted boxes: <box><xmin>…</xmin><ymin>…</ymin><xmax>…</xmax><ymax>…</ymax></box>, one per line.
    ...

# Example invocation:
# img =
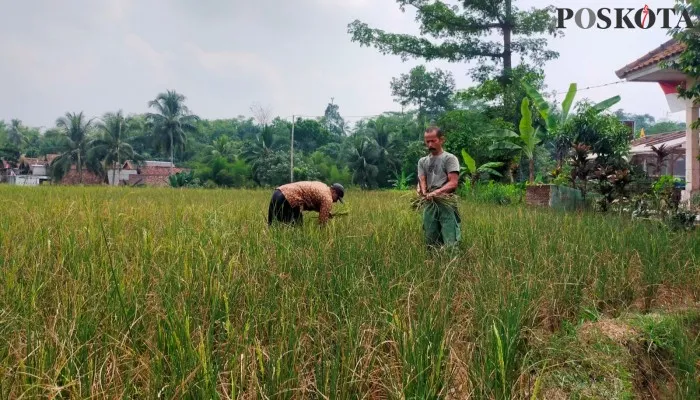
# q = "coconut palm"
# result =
<box><xmin>91</xmin><ymin>111</ymin><xmax>143</xmax><ymax>186</ymax></box>
<box><xmin>7</xmin><ymin>119</ymin><xmax>26</xmax><ymax>149</ymax></box>
<box><xmin>146</xmin><ymin>90</ymin><xmax>199</xmax><ymax>175</ymax></box>
<box><xmin>211</xmin><ymin>136</ymin><xmax>237</xmax><ymax>159</ymax></box>
<box><xmin>348</xmin><ymin>136</ymin><xmax>381</xmax><ymax>189</ymax></box>
<box><xmin>51</xmin><ymin>112</ymin><xmax>97</xmax><ymax>184</ymax></box>
<box><xmin>242</xmin><ymin>127</ymin><xmax>279</xmax><ymax>183</ymax></box>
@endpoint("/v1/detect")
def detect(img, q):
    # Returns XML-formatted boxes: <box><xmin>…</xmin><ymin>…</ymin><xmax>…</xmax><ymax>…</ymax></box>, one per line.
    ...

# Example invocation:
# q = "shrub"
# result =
<box><xmin>667</xmin><ymin>209</ymin><xmax>697</xmax><ymax>232</ymax></box>
<box><xmin>169</xmin><ymin>171</ymin><xmax>198</xmax><ymax>188</ymax></box>
<box><xmin>653</xmin><ymin>175</ymin><xmax>683</xmax><ymax>211</ymax></box>
<box><xmin>459</xmin><ymin>181</ymin><xmax>524</xmax><ymax>205</ymax></box>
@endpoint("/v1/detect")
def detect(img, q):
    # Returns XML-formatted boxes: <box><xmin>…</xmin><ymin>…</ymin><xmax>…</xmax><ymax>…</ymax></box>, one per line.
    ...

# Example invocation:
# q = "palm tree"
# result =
<box><xmin>91</xmin><ymin>111</ymin><xmax>143</xmax><ymax>186</ymax></box>
<box><xmin>146</xmin><ymin>90</ymin><xmax>199</xmax><ymax>175</ymax></box>
<box><xmin>7</xmin><ymin>119</ymin><xmax>26</xmax><ymax>149</ymax></box>
<box><xmin>242</xmin><ymin>127</ymin><xmax>278</xmax><ymax>183</ymax></box>
<box><xmin>211</xmin><ymin>136</ymin><xmax>236</xmax><ymax>159</ymax></box>
<box><xmin>51</xmin><ymin>112</ymin><xmax>96</xmax><ymax>184</ymax></box>
<box><xmin>348</xmin><ymin>136</ymin><xmax>381</xmax><ymax>189</ymax></box>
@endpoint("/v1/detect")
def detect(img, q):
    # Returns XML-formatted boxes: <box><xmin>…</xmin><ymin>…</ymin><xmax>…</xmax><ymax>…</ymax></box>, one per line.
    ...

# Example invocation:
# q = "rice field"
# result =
<box><xmin>0</xmin><ymin>186</ymin><xmax>698</xmax><ymax>399</ymax></box>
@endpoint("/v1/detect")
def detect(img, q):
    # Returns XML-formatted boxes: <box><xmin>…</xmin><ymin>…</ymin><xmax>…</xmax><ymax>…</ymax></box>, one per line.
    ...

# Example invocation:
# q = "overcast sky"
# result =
<box><xmin>0</xmin><ymin>0</ymin><xmax>686</xmax><ymax>128</ymax></box>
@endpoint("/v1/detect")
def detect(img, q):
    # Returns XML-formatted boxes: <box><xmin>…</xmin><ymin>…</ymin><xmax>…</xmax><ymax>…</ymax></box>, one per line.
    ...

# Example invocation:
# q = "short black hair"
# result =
<box><xmin>424</xmin><ymin>126</ymin><xmax>444</xmax><ymax>138</ymax></box>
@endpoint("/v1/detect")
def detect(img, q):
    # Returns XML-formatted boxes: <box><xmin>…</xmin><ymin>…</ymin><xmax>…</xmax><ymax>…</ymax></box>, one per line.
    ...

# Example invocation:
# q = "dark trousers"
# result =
<box><xmin>268</xmin><ymin>189</ymin><xmax>303</xmax><ymax>226</ymax></box>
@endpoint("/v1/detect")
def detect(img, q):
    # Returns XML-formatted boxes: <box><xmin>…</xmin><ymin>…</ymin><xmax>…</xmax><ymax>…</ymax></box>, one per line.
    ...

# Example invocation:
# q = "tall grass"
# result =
<box><xmin>0</xmin><ymin>186</ymin><xmax>698</xmax><ymax>398</ymax></box>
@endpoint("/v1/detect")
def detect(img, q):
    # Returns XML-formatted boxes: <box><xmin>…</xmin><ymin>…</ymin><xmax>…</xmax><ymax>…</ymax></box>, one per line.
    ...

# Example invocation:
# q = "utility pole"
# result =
<box><xmin>290</xmin><ymin>115</ymin><xmax>295</xmax><ymax>183</ymax></box>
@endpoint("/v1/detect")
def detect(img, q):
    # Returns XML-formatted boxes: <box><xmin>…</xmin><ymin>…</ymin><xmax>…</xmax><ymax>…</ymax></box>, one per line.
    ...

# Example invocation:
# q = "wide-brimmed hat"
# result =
<box><xmin>331</xmin><ymin>183</ymin><xmax>345</xmax><ymax>203</ymax></box>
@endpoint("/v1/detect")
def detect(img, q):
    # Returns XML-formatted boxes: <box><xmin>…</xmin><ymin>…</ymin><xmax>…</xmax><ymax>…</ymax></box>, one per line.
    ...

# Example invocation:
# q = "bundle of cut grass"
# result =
<box><xmin>310</xmin><ymin>211</ymin><xmax>349</xmax><ymax>219</ymax></box>
<box><xmin>411</xmin><ymin>193</ymin><xmax>459</xmax><ymax>211</ymax></box>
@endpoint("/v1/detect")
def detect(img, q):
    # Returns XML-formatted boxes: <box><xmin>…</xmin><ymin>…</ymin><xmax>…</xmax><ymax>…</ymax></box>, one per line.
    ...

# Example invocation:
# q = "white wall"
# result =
<box><xmin>31</xmin><ymin>165</ymin><xmax>47</xmax><ymax>176</ymax></box>
<box><xmin>107</xmin><ymin>169</ymin><xmax>138</xmax><ymax>186</ymax></box>
<box><xmin>13</xmin><ymin>176</ymin><xmax>40</xmax><ymax>186</ymax></box>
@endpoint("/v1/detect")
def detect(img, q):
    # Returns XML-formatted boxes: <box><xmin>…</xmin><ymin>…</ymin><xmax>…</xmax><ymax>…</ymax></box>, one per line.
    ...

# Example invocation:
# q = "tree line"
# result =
<box><xmin>0</xmin><ymin>0</ymin><xmax>692</xmax><ymax>190</ymax></box>
<box><xmin>0</xmin><ymin>78</ymin><xmax>685</xmax><ymax>190</ymax></box>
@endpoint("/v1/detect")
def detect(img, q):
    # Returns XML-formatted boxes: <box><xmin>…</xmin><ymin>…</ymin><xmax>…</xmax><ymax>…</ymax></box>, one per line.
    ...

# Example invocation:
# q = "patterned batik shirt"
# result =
<box><xmin>277</xmin><ymin>181</ymin><xmax>334</xmax><ymax>224</ymax></box>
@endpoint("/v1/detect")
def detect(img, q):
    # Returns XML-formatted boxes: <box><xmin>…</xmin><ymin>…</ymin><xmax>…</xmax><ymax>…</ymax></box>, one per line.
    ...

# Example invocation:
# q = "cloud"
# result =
<box><xmin>183</xmin><ymin>41</ymin><xmax>282</xmax><ymax>86</ymax></box>
<box><xmin>314</xmin><ymin>0</ymin><xmax>372</xmax><ymax>8</ymax></box>
<box><xmin>123</xmin><ymin>33</ymin><xmax>172</xmax><ymax>84</ymax></box>
<box><xmin>103</xmin><ymin>0</ymin><xmax>133</xmax><ymax>21</ymax></box>
<box><xmin>0</xmin><ymin>37</ymin><xmax>97</xmax><ymax>89</ymax></box>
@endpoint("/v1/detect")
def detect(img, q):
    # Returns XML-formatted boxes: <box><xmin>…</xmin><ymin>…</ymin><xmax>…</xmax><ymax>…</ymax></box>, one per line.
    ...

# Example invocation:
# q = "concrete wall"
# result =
<box><xmin>9</xmin><ymin>175</ymin><xmax>49</xmax><ymax>186</ymax></box>
<box><xmin>526</xmin><ymin>185</ymin><xmax>585</xmax><ymax>211</ymax></box>
<box><xmin>31</xmin><ymin>165</ymin><xmax>47</xmax><ymax>176</ymax></box>
<box><xmin>107</xmin><ymin>169</ymin><xmax>138</xmax><ymax>186</ymax></box>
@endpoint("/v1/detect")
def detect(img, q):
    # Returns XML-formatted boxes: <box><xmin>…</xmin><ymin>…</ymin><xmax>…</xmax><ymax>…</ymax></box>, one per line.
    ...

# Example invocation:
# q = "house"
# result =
<box><xmin>127</xmin><ymin>161</ymin><xmax>186</xmax><ymax>187</ymax></box>
<box><xmin>106</xmin><ymin>161</ymin><xmax>139</xmax><ymax>186</ymax></box>
<box><xmin>615</xmin><ymin>38</ymin><xmax>699</xmax><ymax>202</ymax></box>
<box><xmin>4</xmin><ymin>155</ymin><xmax>55</xmax><ymax>186</ymax></box>
<box><xmin>1</xmin><ymin>154</ymin><xmax>187</xmax><ymax>187</ymax></box>
<box><xmin>628</xmin><ymin>130</ymin><xmax>686</xmax><ymax>179</ymax></box>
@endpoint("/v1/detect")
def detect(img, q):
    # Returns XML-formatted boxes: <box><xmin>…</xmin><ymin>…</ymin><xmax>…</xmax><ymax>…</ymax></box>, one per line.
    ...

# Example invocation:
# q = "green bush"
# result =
<box><xmin>459</xmin><ymin>181</ymin><xmax>524</xmax><ymax>205</ymax></box>
<box><xmin>195</xmin><ymin>157</ymin><xmax>253</xmax><ymax>188</ymax></box>
<box><xmin>653</xmin><ymin>175</ymin><xmax>683</xmax><ymax>211</ymax></box>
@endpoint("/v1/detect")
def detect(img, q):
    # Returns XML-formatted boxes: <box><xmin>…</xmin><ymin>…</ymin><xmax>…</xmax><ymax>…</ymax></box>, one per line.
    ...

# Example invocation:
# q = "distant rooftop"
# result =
<box><xmin>630</xmin><ymin>130</ymin><xmax>685</xmax><ymax>147</ymax></box>
<box><xmin>144</xmin><ymin>161</ymin><xmax>175</xmax><ymax>168</ymax></box>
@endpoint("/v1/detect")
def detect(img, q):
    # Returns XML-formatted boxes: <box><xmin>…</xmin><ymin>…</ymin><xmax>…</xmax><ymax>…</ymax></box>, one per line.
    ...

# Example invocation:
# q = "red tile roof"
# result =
<box><xmin>138</xmin><ymin>166</ymin><xmax>179</xmax><ymax>176</ymax></box>
<box><xmin>128</xmin><ymin>167</ymin><xmax>187</xmax><ymax>187</ymax></box>
<box><xmin>128</xmin><ymin>175</ymin><xmax>168</xmax><ymax>187</ymax></box>
<box><xmin>630</xmin><ymin>130</ymin><xmax>685</xmax><ymax>147</ymax></box>
<box><xmin>22</xmin><ymin>157</ymin><xmax>44</xmax><ymax>166</ymax></box>
<box><xmin>615</xmin><ymin>39</ymin><xmax>686</xmax><ymax>79</ymax></box>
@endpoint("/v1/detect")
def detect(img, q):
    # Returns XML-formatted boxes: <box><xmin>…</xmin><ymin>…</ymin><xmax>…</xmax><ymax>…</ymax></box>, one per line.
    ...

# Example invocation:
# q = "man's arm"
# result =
<box><xmin>417</xmin><ymin>158</ymin><xmax>427</xmax><ymax>196</ymax></box>
<box><xmin>317</xmin><ymin>197</ymin><xmax>332</xmax><ymax>225</ymax></box>
<box><xmin>418</xmin><ymin>176</ymin><xmax>428</xmax><ymax>196</ymax></box>
<box><xmin>427</xmin><ymin>172</ymin><xmax>459</xmax><ymax>197</ymax></box>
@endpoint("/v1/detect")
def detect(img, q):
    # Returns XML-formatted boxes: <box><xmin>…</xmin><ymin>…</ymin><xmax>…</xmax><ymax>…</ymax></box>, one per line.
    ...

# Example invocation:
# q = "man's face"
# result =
<box><xmin>424</xmin><ymin>131</ymin><xmax>444</xmax><ymax>154</ymax></box>
<box><xmin>332</xmin><ymin>190</ymin><xmax>339</xmax><ymax>202</ymax></box>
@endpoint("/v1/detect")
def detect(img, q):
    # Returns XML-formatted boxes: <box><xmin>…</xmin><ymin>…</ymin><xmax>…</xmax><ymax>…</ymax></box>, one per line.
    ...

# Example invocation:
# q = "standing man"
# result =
<box><xmin>417</xmin><ymin>126</ymin><xmax>461</xmax><ymax>248</ymax></box>
<box><xmin>268</xmin><ymin>181</ymin><xmax>345</xmax><ymax>226</ymax></box>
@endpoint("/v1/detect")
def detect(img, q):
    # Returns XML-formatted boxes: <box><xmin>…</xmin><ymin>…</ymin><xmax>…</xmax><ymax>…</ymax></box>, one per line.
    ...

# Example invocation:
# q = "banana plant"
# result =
<box><xmin>522</xmin><ymin>82</ymin><xmax>621</xmax><ymax>167</ymax></box>
<box><xmin>460</xmin><ymin>149</ymin><xmax>503</xmax><ymax>188</ymax></box>
<box><xmin>488</xmin><ymin>98</ymin><xmax>542</xmax><ymax>183</ymax></box>
<box><xmin>523</xmin><ymin>82</ymin><xmax>621</xmax><ymax>132</ymax></box>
